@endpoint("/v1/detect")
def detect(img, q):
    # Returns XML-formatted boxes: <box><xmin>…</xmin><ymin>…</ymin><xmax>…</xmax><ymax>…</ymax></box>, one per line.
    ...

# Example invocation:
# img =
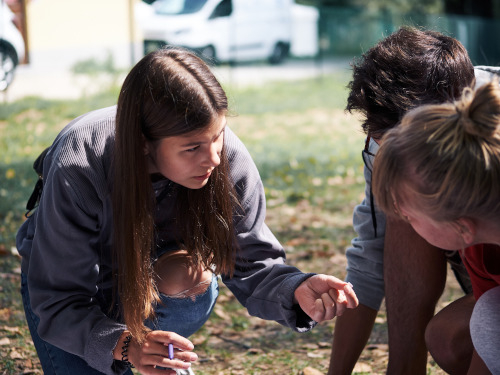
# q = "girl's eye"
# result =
<box><xmin>186</xmin><ymin>146</ymin><xmax>200</xmax><ymax>152</ymax></box>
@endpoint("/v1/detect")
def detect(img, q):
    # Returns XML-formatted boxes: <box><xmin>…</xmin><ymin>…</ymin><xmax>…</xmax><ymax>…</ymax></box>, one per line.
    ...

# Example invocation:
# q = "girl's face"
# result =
<box><xmin>397</xmin><ymin>191</ymin><xmax>465</xmax><ymax>250</ymax></box>
<box><xmin>146</xmin><ymin>115</ymin><xmax>226</xmax><ymax>189</ymax></box>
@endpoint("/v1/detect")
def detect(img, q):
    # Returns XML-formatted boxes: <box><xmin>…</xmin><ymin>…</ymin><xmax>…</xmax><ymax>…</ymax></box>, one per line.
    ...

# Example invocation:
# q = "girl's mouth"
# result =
<box><xmin>194</xmin><ymin>171</ymin><xmax>211</xmax><ymax>180</ymax></box>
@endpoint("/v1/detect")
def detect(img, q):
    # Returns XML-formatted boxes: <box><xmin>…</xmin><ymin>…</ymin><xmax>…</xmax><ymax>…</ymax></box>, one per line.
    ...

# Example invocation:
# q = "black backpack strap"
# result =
<box><xmin>25</xmin><ymin>147</ymin><xmax>50</xmax><ymax>217</ymax></box>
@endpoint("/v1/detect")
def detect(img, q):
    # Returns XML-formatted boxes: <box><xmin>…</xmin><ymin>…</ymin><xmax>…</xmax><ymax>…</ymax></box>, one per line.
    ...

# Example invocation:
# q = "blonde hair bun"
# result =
<box><xmin>459</xmin><ymin>78</ymin><xmax>500</xmax><ymax>140</ymax></box>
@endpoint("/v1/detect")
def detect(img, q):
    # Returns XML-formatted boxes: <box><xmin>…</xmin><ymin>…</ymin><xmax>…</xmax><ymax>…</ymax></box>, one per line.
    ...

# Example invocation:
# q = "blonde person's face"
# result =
<box><xmin>146</xmin><ymin>115</ymin><xmax>226</xmax><ymax>189</ymax></box>
<box><xmin>397</xmin><ymin>197</ymin><xmax>464</xmax><ymax>250</ymax></box>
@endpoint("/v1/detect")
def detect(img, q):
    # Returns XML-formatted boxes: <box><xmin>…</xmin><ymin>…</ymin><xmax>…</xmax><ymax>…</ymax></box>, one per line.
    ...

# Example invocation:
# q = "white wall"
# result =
<box><xmin>26</xmin><ymin>0</ymin><xmax>144</xmax><ymax>71</ymax></box>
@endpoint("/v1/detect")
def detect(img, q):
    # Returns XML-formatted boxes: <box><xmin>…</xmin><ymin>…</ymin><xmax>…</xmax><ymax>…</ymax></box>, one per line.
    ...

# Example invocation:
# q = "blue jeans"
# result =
<box><xmin>21</xmin><ymin>273</ymin><xmax>219</xmax><ymax>374</ymax></box>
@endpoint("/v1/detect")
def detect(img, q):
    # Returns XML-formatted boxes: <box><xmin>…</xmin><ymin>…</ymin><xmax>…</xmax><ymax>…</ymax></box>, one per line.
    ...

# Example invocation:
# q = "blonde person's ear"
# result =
<box><xmin>456</xmin><ymin>218</ymin><xmax>476</xmax><ymax>245</ymax></box>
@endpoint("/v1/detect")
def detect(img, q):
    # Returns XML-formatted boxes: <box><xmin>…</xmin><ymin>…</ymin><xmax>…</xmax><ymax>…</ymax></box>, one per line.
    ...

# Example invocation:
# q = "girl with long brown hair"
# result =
<box><xmin>17</xmin><ymin>47</ymin><xmax>358</xmax><ymax>375</ymax></box>
<box><xmin>372</xmin><ymin>78</ymin><xmax>500</xmax><ymax>374</ymax></box>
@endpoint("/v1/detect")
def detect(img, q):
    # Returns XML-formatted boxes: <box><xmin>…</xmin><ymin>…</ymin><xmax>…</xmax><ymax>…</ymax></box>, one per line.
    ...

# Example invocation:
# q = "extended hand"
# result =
<box><xmin>294</xmin><ymin>274</ymin><xmax>358</xmax><ymax>322</ymax></box>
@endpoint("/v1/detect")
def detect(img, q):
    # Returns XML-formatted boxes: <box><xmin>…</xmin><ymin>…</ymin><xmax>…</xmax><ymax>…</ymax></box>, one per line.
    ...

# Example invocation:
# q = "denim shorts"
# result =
<box><xmin>21</xmin><ymin>273</ymin><xmax>219</xmax><ymax>374</ymax></box>
<box><xmin>145</xmin><ymin>273</ymin><xmax>219</xmax><ymax>337</ymax></box>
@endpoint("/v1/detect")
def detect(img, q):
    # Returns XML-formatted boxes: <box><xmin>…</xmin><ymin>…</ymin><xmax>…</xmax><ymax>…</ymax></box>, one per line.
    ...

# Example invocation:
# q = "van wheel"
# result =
<box><xmin>269</xmin><ymin>42</ymin><xmax>289</xmax><ymax>65</ymax></box>
<box><xmin>0</xmin><ymin>45</ymin><xmax>17</xmax><ymax>91</ymax></box>
<box><xmin>200</xmin><ymin>46</ymin><xmax>217</xmax><ymax>64</ymax></box>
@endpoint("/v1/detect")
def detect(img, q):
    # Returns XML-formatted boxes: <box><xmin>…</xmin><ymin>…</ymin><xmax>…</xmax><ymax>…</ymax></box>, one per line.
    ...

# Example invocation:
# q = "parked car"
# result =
<box><xmin>137</xmin><ymin>0</ymin><xmax>293</xmax><ymax>64</ymax></box>
<box><xmin>0</xmin><ymin>1</ymin><xmax>25</xmax><ymax>91</ymax></box>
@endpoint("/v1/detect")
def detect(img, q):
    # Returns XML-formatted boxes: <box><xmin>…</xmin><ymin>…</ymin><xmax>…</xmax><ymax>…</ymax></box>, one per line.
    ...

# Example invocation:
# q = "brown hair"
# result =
<box><xmin>112</xmin><ymin>47</ymin><xmax>238</xmax><ymax>342</ymax></box>
<box><xmin>346</xmin><ymin>26</ymin><xmax>475</xmax><ymax>139</ymax></box>
<box><xmin>372</xmin><ymin>79</ymin><xmax>500</xmax><ymax>224</ymax></box>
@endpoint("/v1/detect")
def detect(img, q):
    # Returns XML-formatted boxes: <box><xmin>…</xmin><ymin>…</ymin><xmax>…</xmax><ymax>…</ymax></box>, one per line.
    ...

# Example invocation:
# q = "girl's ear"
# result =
<box><xmin>456</xmin><ymin>217</ymin><xmax>476</xmax><ymax>245</ymax></box>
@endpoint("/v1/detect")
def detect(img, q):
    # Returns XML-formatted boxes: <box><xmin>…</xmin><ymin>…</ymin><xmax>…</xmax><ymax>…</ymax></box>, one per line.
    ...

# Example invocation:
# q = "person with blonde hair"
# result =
<box><xmin>17</xmin><ymin>46</ymin><xmax>358</xmax><ymax>375</ymax></box>
<box><xmin>372</xmin><ymin>79</ymin><xmax>500</xmax><ymax>374</ymax></box>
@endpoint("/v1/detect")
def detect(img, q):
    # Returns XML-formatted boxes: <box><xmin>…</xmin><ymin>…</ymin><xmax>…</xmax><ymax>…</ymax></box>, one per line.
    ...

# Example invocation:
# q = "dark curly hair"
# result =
<box><xmin>346</xmin><ymin>26</ymin><xmax>475</xmax><ymax>139</ymax></box>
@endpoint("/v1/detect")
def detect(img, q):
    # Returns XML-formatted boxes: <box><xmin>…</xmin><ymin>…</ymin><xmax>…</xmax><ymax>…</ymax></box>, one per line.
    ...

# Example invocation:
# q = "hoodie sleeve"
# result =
<box><xmin>221</xmin><ymin>128</ymin><xmax>316</xmax><ymax>332</ymax></box>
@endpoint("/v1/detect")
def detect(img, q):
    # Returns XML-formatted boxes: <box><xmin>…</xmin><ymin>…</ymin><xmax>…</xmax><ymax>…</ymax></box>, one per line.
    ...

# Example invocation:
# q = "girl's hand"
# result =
<box><xmin>113</xmin><ymin>330</ymin><xmax>197</xmax><ymax>375</ymax></box>
<box><xmin>294</xmin><ymin>274</ymin><xmax>359</xmax><ymax>322</ymax></box>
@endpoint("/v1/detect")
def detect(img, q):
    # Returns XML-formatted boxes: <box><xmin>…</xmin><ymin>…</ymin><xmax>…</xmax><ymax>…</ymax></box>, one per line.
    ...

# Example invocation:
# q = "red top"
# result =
<box><xmin>460</xmin><ymin>244</ymin><xmax>500</xmax><ymax>299</ymax></box>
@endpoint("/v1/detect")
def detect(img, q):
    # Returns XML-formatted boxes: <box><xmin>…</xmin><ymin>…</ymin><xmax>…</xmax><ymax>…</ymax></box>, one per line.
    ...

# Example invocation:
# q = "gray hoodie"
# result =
<box><xmin>17</xmin><ymin>105</ymin><xmax>315</xmax><ymax>374</ymax></box>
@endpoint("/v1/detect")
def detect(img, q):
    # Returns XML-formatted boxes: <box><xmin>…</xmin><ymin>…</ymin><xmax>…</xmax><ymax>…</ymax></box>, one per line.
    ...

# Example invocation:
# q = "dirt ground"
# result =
<box><xmin>0</xmin><ymin>198</ymin><xmax>463</xmax><ymax>374</ymax></box>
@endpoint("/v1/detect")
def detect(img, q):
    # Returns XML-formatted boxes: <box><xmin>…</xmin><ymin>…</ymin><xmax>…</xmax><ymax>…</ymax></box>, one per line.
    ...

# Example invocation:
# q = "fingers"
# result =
<box><xmin>333</xmin><ymin>289</ymin><xmax>347</xmax><ymax>317</ymax></box>
<box><xmin>151</xmin><ymin>355</ymin><xmax>196</xmax><ymax>370</ymax></box>
<box><xmin>131</xmin><ymin>331</ymin><xmax>197</xmax><ymax>374</ymax></box>
<box><xmin>147</xmin><ymin>330</ymin><xmax>194</xmax><ymax>352</ymax></box>
<box><xmin>323</xmin><ymin>274</ymin><xmax>350</xmax><ymax>290</ymax></box>
<box><xmin>311</xmin><ymin>291</ymin><xmax>336</xmax><ymax>322</ymax></box>
<box><xmin>311</xmin><ymin>285</ymin><xmax>357</xmax><ymax>322</ymax></box>
<box><xmin>313</xmin><ymin>297</ymin><xmax>326</xmax><ymax>321</ymax></box>
<box><xmin>143</xmin><ymin>334</ymin><xmax>198</xmax><ymax>362</ymax></box>
<box><xmin>343</xmin><ymin>282</ymin><xmax>359</xmax><ymax>308</ymax></box>
<box><xmin>163</xmin><ymin>347</ymin><xmax>198</xmax><ymax>363</ymax></box>
<box><xmin>313</xmin><ymin>275</ymin><xmax>359</xmax><ymax>310</ymax></box>
<box><xmin>294</xmin><ymin>274</ymin><xmax>359</xmax><ymax>323</ymax></box>
<box><xmin>142</xmin><ymin>356</ymin><xmax>189</xmax><ymax>374</ymax></box>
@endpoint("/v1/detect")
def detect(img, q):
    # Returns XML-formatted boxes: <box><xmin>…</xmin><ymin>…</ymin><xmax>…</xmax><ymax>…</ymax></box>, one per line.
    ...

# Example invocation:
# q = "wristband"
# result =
<box><xmin>121</xmin><ymin>335</ymin><xmax>135</xmax><ymax>368</ymax></box>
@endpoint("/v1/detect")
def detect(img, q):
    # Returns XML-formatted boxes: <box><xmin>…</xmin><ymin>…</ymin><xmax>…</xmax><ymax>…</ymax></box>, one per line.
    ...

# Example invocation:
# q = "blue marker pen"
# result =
<box><xmin>168</xmin><ymin>343</ymin><xmax>174</xmax><ymax>360</ymax></box>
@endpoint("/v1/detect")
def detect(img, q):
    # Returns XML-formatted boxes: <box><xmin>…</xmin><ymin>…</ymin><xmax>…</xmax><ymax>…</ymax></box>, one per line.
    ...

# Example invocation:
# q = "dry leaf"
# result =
<box><xmin>10</xmin><ymin>349</ymin><xmax>23</xmax><ymax>359</ymax></box>
<box><xmin>216</xmin><ymin>294</ymin><xmax>231</xmax><ymax>303</ymax></box>
<box><xmin>213</xmin><ymin>307</ymin><xmax>230</xmax><ymax>320</ymax></box>
<box><xmin>353</xmin><ymin>362</ymin><xmax>372</xmax><ymax>373</ymax></box>
<box><xmin>307</xmin><ymin>351</ymin><xmax>324</xmax><ymax>358</ymax></box>
<box><xmin>2</xmin><ymin>325</ymin><xmax>21</xmax><ymax>334</ymax></box>
<box><xmin>191</xmin><ymin>335</ymin><xmax>206</xmax><ymax>346</ymax></box>
<box><xmin>209</xmin><ymin>327</ymin><xmax>223</xmax><ymax>335</ymax></box>
<box><xmin>303</xmin><ymin>366</ymin><xmax>324</xmax><ymax>375</ymax></box>
<box><xmin>256</xmin><ymin>364</ymin><xmax>271</xmax><ymax>370</ymax></box>
<box><xmin>0</xmin><ymin>308</ymin><xmax>11</xmax><ymax>321</ymax></box>
<box><xmin>0</xmin><ymin>245</ymin><xmax>8</xmax><ymax>256</ymax></box>
<box><xmin>23</xmin><ymin>358</ymin><xmax>34</xmax><ymax>369</ymax></box>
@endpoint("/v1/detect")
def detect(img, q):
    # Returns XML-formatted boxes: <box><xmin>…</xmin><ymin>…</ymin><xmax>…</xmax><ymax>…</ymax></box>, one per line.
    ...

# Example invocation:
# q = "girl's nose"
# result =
<box><xmin>204</xmin><ymin>144</ymin><xmax>221</xmax><ymax>167</ymax></box>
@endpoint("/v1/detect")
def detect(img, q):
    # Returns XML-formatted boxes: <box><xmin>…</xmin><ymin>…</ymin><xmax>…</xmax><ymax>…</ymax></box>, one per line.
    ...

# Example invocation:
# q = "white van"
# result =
<box><xmin>138</xmin><ymin>0</ymin><xmax>294</xmax><ymax>64</ymax></box>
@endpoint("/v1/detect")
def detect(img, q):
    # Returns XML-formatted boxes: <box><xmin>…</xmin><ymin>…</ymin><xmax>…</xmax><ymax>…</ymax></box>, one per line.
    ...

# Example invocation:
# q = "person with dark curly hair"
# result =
<box><xmin>328</xmin><ymin>26</ymin><xmax>499</xmax><ymax>374</ymax></box>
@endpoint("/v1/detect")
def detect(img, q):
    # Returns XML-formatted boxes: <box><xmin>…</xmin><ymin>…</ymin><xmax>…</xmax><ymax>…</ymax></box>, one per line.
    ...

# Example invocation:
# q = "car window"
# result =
<box><xmin>209</xmin><ymin>0</ymin><xmax>232</xmax><ymax>19</ymax></box>
<box><xmin>154</xmin><ymin>0</ymin><xmax>207</xmax><ymax>15</ymax></box>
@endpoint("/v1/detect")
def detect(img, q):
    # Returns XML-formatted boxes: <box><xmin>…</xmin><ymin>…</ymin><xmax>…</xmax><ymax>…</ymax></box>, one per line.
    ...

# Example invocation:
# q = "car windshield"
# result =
<box><xmin>154</xmin><ymin>0</ymin><xmax>208</xmax><ymax>15</ymax></box>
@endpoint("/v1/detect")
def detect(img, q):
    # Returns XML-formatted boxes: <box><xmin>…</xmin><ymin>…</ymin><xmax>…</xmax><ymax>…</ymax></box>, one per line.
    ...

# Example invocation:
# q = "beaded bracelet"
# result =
<box><xmin>121</xmin><ymin>335</ymin><xmax>135</xmax><ymax>368</ymax></box>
